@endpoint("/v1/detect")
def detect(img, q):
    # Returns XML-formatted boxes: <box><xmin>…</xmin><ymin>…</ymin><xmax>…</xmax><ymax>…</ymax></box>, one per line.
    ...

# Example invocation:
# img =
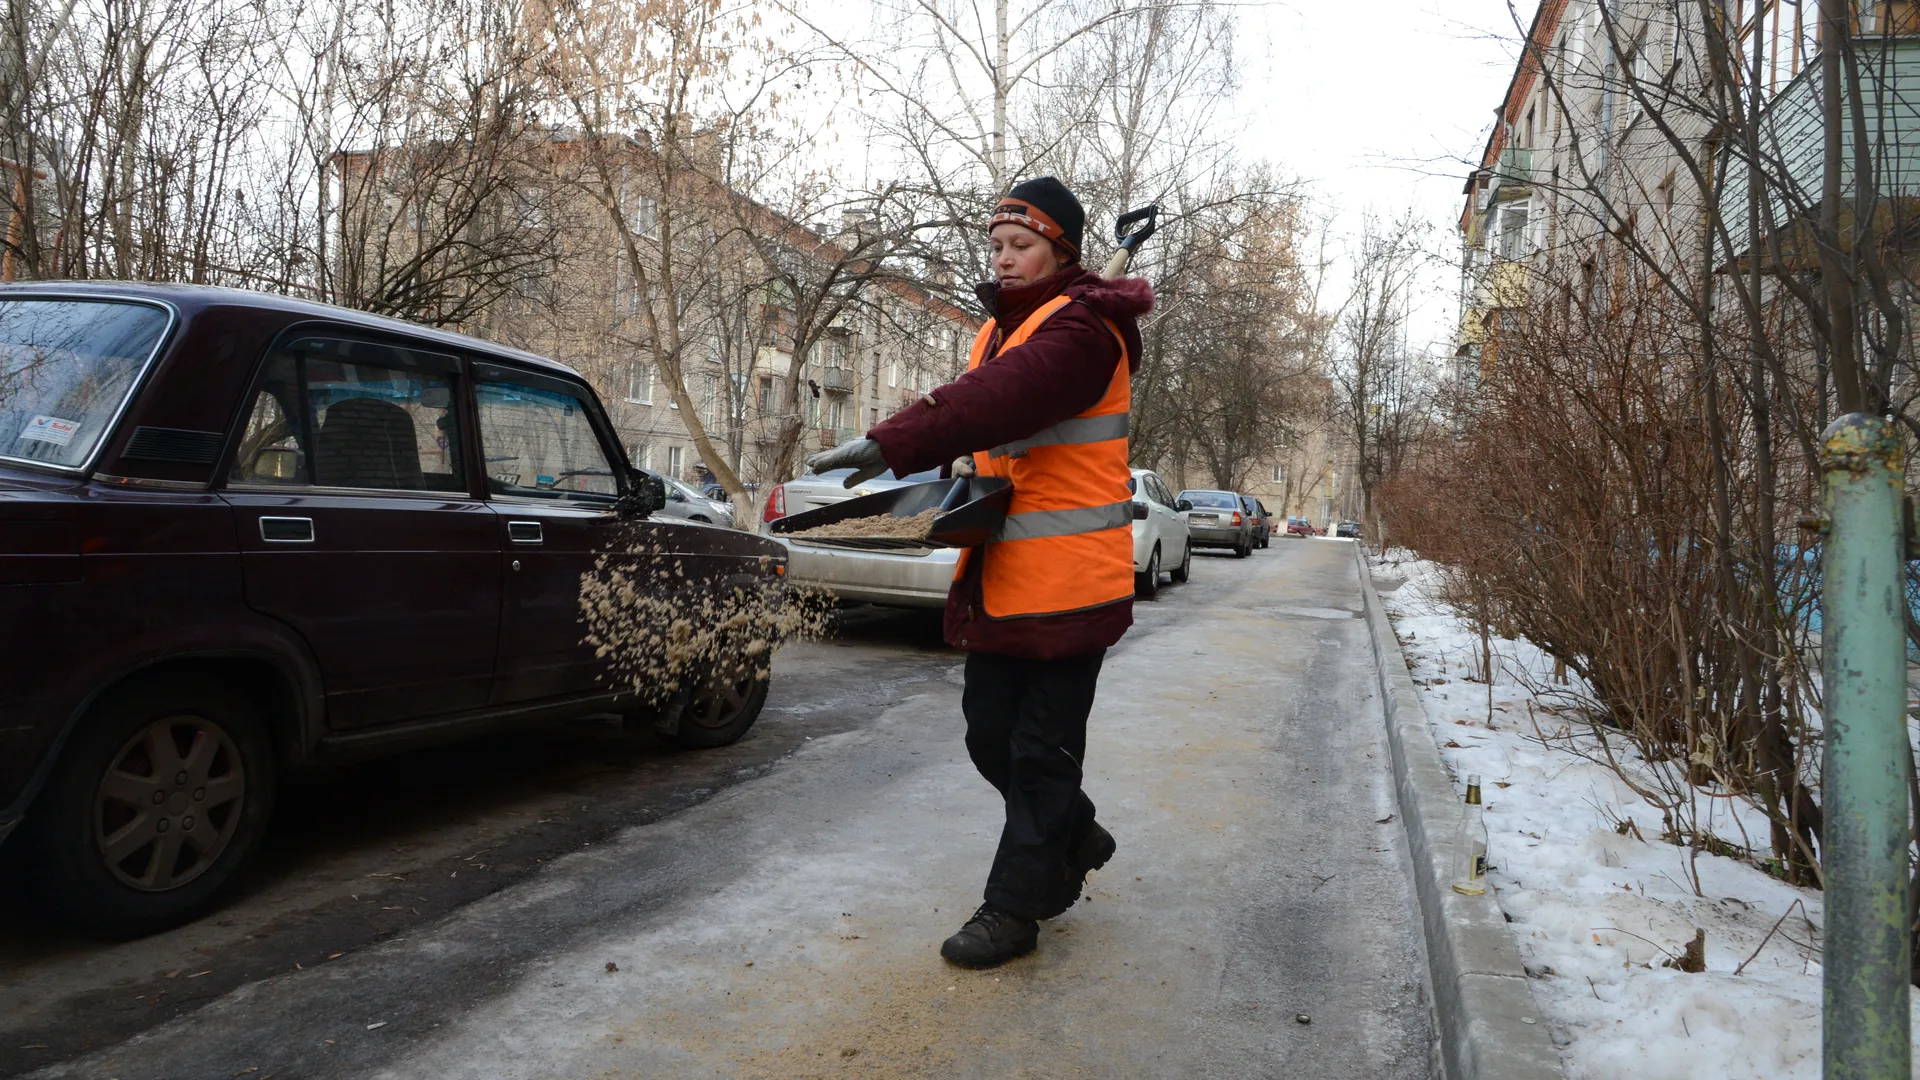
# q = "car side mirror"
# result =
<box><xmin>617</xmin><ymin>469</ymin><xmax>667</xmax><ymax>518</ymax></box>
<box><xmin>1176</xmin><ymin>499</ymin><xmax>1192</xmax><ymax>512</ymax></box>
<box><xmin>1132</xmin><ymin>502</ymin><xmax>1149</xmax><ymax>521</ymax></box>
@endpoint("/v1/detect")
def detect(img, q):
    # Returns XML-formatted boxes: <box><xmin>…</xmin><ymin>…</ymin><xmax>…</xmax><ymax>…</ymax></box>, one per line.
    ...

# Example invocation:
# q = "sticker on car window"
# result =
<box><xmin>19</xmin><ymin>415</ymin><xmax>81</xmax><ymax>446</ymax></box>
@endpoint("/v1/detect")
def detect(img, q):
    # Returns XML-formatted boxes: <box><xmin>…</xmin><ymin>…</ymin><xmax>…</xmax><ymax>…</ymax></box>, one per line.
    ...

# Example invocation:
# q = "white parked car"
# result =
<box><xmin>1128</xmin><ymin>467</ymin><xmax>1192</xmax><ymax>598</ymax></box>
<box><xmin>762</xmin><ymin>466</ymin><xmax>957</xmax><ymax>608</ymax></box>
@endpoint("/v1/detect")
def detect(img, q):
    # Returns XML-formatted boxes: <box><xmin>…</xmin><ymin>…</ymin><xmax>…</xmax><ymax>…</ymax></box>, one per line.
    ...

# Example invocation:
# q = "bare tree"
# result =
<box><xmin>1333</xmin><ymin>208</ymin><xmax>1433</xmax><ymax>534</ymax></box>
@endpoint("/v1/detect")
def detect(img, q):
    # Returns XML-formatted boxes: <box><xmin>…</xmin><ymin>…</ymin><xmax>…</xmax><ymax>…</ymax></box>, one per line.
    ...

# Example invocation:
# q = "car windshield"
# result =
<box><xmin>667</xmin><ymin>477</ymin><xmax>704</xmax><ymax>500</ymax></box>
<box><xmin>805</xmin><ymin>466</ymin><xmax>942</xmax><ymax>483</ymax></box>
<box><xmin>0</xmin><ymin>299</ymin><xmax>170</xmax><ymax>469</ymax></box>
<box><xmin>1180</xmin><ymin>491</ymin><xmax>1239</xmax><ymax>509</ymax></box>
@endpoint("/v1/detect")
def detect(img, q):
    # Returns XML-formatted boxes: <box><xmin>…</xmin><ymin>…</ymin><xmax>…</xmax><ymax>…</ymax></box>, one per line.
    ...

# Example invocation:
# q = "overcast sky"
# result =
<box><xmin>1230</xmin><ymin>0</ymin><xmax>1528</xmax><ymax>345</ymax></box>
<box><xmin>810</xmin><ymin>0</ymin><xmax>1534</xmax><ymax>347</ymax></box>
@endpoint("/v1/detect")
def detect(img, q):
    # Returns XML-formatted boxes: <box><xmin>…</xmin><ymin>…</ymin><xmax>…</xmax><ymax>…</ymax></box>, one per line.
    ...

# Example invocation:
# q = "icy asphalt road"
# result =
<box><xmin>12</xmin><ymin>538</ymin><xmax>1433</xmax><ymax>1079</ymax></box>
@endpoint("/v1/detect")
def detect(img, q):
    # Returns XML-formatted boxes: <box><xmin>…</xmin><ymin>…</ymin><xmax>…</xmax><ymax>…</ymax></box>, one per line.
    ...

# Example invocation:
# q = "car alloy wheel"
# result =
<box><xmin>668</xmin><ymin>669</ymin><xmax>770</xmax><ymax>749</ymax></box>
<box><xmin>94</xmin><ymin>715</ymin><xmax>247</xmax><ymax>892</ymax></box>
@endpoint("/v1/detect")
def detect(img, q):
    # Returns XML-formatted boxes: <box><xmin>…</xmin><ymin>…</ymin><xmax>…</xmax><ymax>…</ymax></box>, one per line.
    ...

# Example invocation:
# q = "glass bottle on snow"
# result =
<box><xmin>1450</xmin><ymin>773</ymin><xmax>1489</xmax><ymax>895</ymax></box>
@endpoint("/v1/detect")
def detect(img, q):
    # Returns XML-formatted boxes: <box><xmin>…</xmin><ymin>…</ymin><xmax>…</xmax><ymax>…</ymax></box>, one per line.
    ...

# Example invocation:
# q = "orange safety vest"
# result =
<box><xmin>955</xmin><ymin>294</ymin><xmax>1134</xmax><ymax>619</ymax></box>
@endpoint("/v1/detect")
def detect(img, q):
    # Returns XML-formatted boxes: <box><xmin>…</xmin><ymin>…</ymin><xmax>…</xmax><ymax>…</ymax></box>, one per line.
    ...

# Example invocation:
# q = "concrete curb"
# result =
<box><xmin>1354</xmin><ymin>545</ymin><xmax>1563</xmax><ymax>1080</ymax></box>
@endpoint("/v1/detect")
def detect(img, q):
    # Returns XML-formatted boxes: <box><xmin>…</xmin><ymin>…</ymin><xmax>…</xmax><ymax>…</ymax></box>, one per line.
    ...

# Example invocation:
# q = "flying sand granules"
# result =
<box><xmin>579</xmin><ymin>523</ymin><xmax>834</xmax><ymax>705</ymax></box>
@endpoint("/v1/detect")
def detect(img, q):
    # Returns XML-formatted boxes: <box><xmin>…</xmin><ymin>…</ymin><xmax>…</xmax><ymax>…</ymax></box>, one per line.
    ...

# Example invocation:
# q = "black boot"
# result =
<box><xmin>940</xmin><ymin>903</ymin><xmax>1039</xmax><ymax>968</ymax></box>
<box><xmin>1072</xmin><ymin>821</ymin><xmax>1116</xmax><ymax>874</ymax></box>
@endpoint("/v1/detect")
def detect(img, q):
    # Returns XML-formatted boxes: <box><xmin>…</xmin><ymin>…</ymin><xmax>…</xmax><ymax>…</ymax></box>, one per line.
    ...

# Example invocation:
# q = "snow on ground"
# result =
<box><xmin>1371</xmin><ymin>551</ymin><xmax>1920</xmax><ymax>1079</ymax></box>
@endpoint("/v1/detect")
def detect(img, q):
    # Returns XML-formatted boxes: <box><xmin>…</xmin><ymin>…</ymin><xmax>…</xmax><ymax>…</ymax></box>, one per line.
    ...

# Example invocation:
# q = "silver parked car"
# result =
<box><xmin>646</xmin><ymin>470</ymin><xmax>734</xmax><ymax>526</ymax></box>
<box><xmin>762</xmin><ymin>466</ymin><xmax>956</xmax><ymax>607</ymax></box>
<box><xmin>1179</xmin><ymin>488</ymin><xmax>1255</xmax><ymax>558</ymax></box>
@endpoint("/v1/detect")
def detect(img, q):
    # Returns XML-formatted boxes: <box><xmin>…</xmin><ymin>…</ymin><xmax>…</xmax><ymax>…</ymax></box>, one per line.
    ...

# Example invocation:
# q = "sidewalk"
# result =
<box><xmin>44</xmin><ymin>542</ymin><xmax>1433</xmax><ymax>1080</ymax></box>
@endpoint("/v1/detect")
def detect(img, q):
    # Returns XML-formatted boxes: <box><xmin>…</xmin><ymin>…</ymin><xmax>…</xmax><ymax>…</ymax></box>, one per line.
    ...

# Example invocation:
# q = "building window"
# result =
<box><xmin>1273</xmin><ymin>463</ymin><xmax>1285</xmax><ymax>484</ymax></box>
<box><xmin>731</xmin><ymin>373</ymin><xmax>750</xmax><ymax>422</ymax></box>
<box><xmin>633</xmin><ymin>443</ymin><xmax>653</xmax><ymax>470</ymax></box>
<box><xmin>701</xmin><ymin>375</ymin><xmax>720</xmax><ymax>425</ymax></box>
<box><xmin>868</xmin><ymin>407</ymin><xmax>879</xmax><ymax>428</ymax></box>
<box><xmin>761</xmin><ymin>305</ymin><xmax>795</xmax><ymax>349</ymax></box>
<box><xmin>1497</xmin><ymin>205</ymin><xmax>1529</xmax><ymax>261</ymax></box>
<box><xmin>620</xmin><ymin>179</ymin><xmax>658</xmax><ymax>238</ymax></box>
<box><xmin>828</xmin><ymin>397</ymin><xmax>847</xmax><ymax>430</ymax></box>
<box><xmin>627</xmin><ymin>361</ymin><xmax>654</xmax><ymax>405</ymax></box>
<box><xmin>757</xmin><ymin>376</ymin><xmax>777</xmax><ymax>416</ymax></box>
<box><xmin>888</xmin><ymin>361</ymin><xmax>898</xmax><ymax>388</ymax></box>
<box><xmin>668</xmin><ymin>445</ymin><xmax>683</xmax><ymax>477</ymax></box>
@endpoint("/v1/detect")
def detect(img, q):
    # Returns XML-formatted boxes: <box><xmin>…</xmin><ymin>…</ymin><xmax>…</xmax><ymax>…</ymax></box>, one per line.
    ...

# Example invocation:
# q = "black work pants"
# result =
<box><xmin>961</xmin><ymin>649</ymin><xmax>1106</xmax><ymax>920</ymax></box>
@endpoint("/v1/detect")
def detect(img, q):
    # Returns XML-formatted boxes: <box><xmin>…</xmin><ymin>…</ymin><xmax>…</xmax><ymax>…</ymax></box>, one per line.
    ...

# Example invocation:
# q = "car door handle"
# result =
<box><xmin>507</xmin><ymin>521</ymin><xmax>543</xmax><ymax>544</ymax></box>
<box><xmin>259</xmin><ymin>516</ymin><xmax>314</xmax><ymax>543</ymax></box>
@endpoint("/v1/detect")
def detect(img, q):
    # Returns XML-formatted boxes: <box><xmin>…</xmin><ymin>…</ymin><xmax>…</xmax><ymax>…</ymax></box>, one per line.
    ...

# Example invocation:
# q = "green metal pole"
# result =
<box><xmin>1822</xmin><ymin>413</ymin><xmax>1912</xmax><ymax>1080</ymax></box>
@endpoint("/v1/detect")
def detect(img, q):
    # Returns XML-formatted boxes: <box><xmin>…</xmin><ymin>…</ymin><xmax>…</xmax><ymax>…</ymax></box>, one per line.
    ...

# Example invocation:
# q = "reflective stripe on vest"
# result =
<box><xmin>989</xmin><ymin>412</ymin><xmax>1131</xmax><ymax>459</ymax></box>
<box><xmin>997</xmin><ymin>499</ymin><xmax>1135</xmax><ymax>541</ymax></box>
<box><xmin>957</xmin><ymin>293</ymin><xmax>1134</xmax><ymax>620</ymax></box>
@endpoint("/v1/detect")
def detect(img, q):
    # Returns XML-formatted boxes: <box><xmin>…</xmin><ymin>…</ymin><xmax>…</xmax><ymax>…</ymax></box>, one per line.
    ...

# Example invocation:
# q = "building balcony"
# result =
<box><xmin>1718</xmin><ymin>35</ymin><xmax>1920</xmax><ymax>262</ymax></box>
<box><xmin>814</xmin><ymin>426</ymin><xmax>857</xmax><ymax>451</ymax></box>
<box><xmin>1486</xmin><ymin>260</ymin><xmax>1530</xmax><ymax>308</ymax></box>
<box><xmin>821</xmin><ymin>366</ymin><xmax>854</xmax><ymax>392</ymax></box>
<box><xmin>1483</xmin><ymin>146</ymin><xmax>1534</xmax><ymax>207</ymax></box>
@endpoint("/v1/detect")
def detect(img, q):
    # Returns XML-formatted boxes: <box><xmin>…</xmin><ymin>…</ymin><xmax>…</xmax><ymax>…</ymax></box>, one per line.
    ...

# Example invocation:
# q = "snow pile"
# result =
<box><xmin>1371</xmin><ymin>552</ymin><xmax>1918</xmax><ymax>1079</ymax></box>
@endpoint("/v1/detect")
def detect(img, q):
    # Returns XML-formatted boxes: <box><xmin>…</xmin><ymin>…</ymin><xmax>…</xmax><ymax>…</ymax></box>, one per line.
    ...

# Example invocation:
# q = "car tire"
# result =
<box><xmin>1234</xmin><ymin>539</ymin><xmax>1250</xmax><ymax>558</ymax></box>
<box><xmin>25</xmin><ymin>673</ymin><xmax>277</xmax><ymax>937</ymax></box>
<box><xmin>667</xmin><ymin>670</ymin><xmax>770</xmax><ymax>749</ymax></box>
<box><xmin>1170</xmin><ymin>542</ymin><xmax>1191</xmax><ymax>584</ymax></box>
<box><xmin>1136</xmin><ymin>546</ymin><xmax>1161</xmax><ymax>599</ymax></box>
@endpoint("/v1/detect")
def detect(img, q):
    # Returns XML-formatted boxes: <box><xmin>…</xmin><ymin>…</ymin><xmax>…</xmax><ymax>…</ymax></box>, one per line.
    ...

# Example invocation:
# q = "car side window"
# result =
<box><xmin>474</xmin><ymin>378</ymin><xmax>618</xmax><ymax>504</ymax></box>
<box><xmin>1151</xmin><ymin>476</ymin><xmax>1174</xmax><ymax>507</ymax></box>
<box><xmin>229</xmin><ymin>336</ymin><xmax>465</xmax><ymax>492</ymax></box>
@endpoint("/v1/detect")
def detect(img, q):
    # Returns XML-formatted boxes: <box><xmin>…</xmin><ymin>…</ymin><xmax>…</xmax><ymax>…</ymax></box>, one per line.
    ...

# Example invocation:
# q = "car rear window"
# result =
<box><xmin>0</xmin><ymin>299</ymin><xmax>170</xmax><ymax>469</ymax></box>
<box><xmin>1180</xmin><ymin>491</ymin><xmax>1238</xmax><ymax>509</ymax></box>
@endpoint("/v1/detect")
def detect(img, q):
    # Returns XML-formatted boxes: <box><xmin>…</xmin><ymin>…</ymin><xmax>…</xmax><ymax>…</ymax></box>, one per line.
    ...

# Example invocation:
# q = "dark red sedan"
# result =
<box><xmin>0</xmin><ymin>283</ymin><xmax>785</xmax><ymax>934</ymax></box>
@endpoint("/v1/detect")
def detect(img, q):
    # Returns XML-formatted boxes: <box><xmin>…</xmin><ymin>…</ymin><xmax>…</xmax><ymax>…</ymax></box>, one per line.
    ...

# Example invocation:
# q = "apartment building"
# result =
<box><xmin>1457</xmin><ymin>0</ymin><xmax>1919</xmax><ymax>382</ymax></box>
<box><xmin>333</xmin><ymin>132</ymin><xmax>978</xmax><ymax>493</ymax></box>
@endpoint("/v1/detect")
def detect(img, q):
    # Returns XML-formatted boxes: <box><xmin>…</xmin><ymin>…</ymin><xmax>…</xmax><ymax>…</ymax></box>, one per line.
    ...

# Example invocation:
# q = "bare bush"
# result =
<box><xmin>1384</xmin><ymin>258</ymin><xmax>1824</xmax><ymax>890</ymax></box>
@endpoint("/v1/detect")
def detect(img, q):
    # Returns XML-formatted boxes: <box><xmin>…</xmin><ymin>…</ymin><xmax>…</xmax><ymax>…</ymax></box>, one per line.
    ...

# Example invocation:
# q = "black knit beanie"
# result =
<box><xmin>990</xmin><ymin>176</ymin><xmax>1085</xmax><ymax>260</ymax></box>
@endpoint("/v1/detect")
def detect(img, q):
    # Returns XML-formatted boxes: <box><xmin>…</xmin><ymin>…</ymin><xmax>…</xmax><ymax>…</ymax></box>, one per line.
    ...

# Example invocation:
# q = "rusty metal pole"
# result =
<box><xmin>1821</xmin><ymin>413</ymin><xmax>1912</xmax><ymax>1080</ymax></box>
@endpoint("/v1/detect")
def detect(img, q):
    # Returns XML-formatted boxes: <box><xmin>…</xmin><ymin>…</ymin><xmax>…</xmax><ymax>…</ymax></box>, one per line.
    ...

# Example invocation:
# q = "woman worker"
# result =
<box><xmin>808</xmin><ymin>177</ymin><xmax>1154</xmax><ymax>968</ymax></box>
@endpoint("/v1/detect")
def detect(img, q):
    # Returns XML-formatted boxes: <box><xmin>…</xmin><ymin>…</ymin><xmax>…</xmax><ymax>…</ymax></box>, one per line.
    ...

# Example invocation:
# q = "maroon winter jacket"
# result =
<box><xmin>869</xmin><ymin>264</ymin><xmax>1156</xmax><ymax>660</ymax></box>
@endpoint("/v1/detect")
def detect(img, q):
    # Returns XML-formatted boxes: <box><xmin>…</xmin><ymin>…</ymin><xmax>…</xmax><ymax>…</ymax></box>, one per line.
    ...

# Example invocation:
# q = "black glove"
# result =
<box><xmin>807</xmin><ymin>437</ymin><xmax>889</xmax><ymax>488</ymax></box>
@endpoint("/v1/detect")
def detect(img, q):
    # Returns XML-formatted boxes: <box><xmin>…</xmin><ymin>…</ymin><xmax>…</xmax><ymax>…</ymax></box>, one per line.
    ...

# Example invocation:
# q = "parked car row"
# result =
<box><xmin>0</xmin><ymin>283</ymin><xmax>787</xmax><ymax>935</ymax></box>
<box><xmin>759</xmin><ymin>464</ymin><xmax>1331</xmax><ymax>608</ymax></box>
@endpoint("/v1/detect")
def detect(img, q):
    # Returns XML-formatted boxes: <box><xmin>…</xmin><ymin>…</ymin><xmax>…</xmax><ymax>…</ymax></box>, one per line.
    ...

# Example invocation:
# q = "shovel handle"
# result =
<box><xmin>1101</xmin><ymin>204</ymin><xmax>1159</xmax><ymax>278</ymax></box>
<box><xmin>938</xmin><ymin>476</ymin><xmax>971</xmax><ymax>513</ymax></box>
